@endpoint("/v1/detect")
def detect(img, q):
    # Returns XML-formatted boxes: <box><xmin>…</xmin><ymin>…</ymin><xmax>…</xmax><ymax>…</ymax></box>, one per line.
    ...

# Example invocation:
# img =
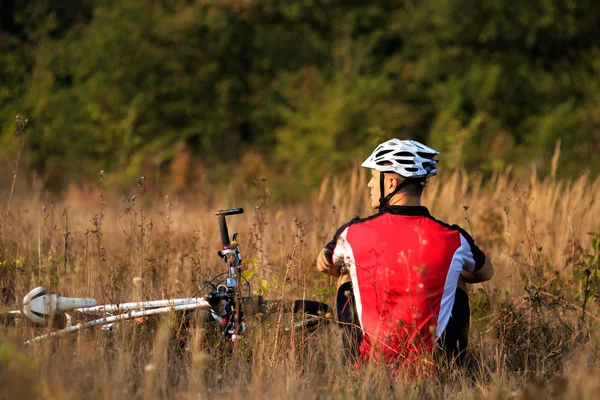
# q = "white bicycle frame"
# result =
<box><xmin>10</xmin><ymin>287</ymin><xmax>216</xmax><ymax>344</ymax></box>
<box><xmin>25</xmin><ymin>301</ymin><xmax>211</xmax><ymax>345</ymax></box>
<box><xmin>78</xmin><ymin>298</ymin><xmax>209</xmax><ymax>315</ymax></box>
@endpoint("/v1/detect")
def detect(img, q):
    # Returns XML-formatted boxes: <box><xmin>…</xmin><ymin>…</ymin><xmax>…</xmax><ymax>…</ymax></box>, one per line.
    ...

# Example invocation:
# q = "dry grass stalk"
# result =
<box><xmin>0</xmin><ymin>168</ymin><xmax>599</xmax><ymax>399</ymax></box>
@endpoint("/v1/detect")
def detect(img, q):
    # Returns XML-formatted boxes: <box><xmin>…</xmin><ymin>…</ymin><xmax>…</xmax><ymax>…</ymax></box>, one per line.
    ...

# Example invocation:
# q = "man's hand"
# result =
<box><xmin>461</xmin><ymin>256</ymin><xmax>494</xmax><ymax>283</ymax></box>
<box><xmin>316</xmin><ymin>247</ymin><xmax>341</xmax><ymax>278</ymax></box>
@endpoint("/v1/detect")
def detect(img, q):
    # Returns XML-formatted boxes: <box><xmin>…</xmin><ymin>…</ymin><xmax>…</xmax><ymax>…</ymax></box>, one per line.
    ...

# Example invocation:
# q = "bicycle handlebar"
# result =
<box><xmin>215</xmin><ymin>208</ymin><xmax>244</xmax><ymax>217</ymax></box>
<box><xmin>215</xmin><ymin>208</ymin><xmax>244</xmax><ymax>247</ymax></box>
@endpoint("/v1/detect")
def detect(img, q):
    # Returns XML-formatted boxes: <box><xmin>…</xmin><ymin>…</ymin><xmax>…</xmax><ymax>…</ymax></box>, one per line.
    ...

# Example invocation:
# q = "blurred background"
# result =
<box><xmin>2</xmin><ymin>4</ymin><xmax>600</xmax><ymax>397</ymax></box>
<box><xmin>1</xmin><ymin>0</ymin><xmax>599</xmax><ymax>198</ymax></box>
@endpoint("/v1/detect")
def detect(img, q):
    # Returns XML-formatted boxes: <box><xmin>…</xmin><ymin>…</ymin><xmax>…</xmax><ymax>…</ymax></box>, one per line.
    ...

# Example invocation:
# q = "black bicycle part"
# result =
<box><xmin>215</xmin><ymin>208</ymin><xmax>244</xmax><ymax>247</ymax></box>
<box><xmin>215</xmin><ymin>208</ymin><xmax>244</xmax><ymax>217</ymax></box>
<box><xmin>202</xmin><ymin>293</ymin><xmax>331</xmax><ymax>338</ymax></box>
<box><xmin>259</xmin><ymin>299</ymin><xmax>331</xmax><ymax>316</ymax></box>
<box><xmin>205</xmin><ymin>289</ymin><xmax>230</xmax><ymax>307</ymax></box>
<box><xmin>254</xmin><ymin>299</ymin><xmax>331</xmax><ymax>333</ymax></box>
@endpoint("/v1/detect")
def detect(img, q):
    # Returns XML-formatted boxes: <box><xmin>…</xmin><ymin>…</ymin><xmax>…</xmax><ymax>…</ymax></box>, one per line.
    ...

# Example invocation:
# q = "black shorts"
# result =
<box><xmin>336</xmin><ymin>282</ymin><xmax>470</xmax><ymax>364</ymax></box>
<box><xmin>336</xmin><ymin>281</ymin><xmax>363</xmax><ymax>362</ymax></box>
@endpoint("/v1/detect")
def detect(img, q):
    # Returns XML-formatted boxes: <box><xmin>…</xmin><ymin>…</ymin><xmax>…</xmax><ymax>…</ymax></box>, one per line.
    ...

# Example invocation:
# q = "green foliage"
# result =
<box><xmin>274</xmin><ymin>48</ymin><xmax>396</xmax><ymax>185</ymax></box>
<box><xmin>1</xmin><ymin>0</ymin><xmax>599</xmax><ymax>191</ymax></box>
<box><xmin>0</xmin><ymin>343</ymin><xmax>36</xmax><ymax>370</ymax></box>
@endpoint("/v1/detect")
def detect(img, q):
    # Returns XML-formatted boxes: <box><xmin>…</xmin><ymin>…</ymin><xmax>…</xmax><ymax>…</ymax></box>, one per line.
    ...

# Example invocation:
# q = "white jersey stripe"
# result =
<box><xmin>435</xmin><ymin>233</ymin><xmax>474</xmax><ymax>338</ymax></box>
<box><xmin>333</xmin><ymin>227</ymin><xmax>364</xmax><ymax>331</ymax></box>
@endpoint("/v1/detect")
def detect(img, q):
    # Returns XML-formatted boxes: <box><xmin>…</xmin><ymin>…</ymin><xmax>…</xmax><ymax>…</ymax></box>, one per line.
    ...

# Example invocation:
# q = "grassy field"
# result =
<box><xmin>1</xmin><ymin>168</ymin><xmax>600</xmax><ymax>399</ymax></box>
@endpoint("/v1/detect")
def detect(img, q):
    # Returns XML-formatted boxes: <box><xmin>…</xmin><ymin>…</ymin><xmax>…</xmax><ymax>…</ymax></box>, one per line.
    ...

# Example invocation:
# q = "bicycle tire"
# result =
<box><xmin>258</xmin><ymin>299</ymin><xmax>331</xmax><ymax>317</ymax></box>
<box><xmin>241</xmin><ymin>298</ymin><xmax>331</xmax><ymax>333</ymax></box>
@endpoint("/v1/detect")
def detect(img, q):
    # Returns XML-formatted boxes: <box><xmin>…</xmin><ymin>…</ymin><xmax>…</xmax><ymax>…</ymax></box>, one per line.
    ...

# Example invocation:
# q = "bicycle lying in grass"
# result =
<box><xmin>2</xmin><ymin>208</ymin><xmax>332</xmax><ymax>345</ymax></box>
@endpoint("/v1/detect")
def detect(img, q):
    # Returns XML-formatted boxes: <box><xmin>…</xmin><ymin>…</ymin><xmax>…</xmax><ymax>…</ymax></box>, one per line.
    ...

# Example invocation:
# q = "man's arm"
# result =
<box><xmin>456</xmin><ymin>226</ymin><xmax>493</xmax><ymax>284</ymax></box>
<box><xmin>317</xmin><ymin>222</ymin><xmax>355</xmax><ymax>279</ymax></box>
<box><xmin>316</xmin><ymin>248</ymin><xmax>341</xmax><ymax>278</ymax></box>
<box><xmin>460</xmin><ymin>256</ymin><xmax>493</xmax><ymax>283</ymax></box>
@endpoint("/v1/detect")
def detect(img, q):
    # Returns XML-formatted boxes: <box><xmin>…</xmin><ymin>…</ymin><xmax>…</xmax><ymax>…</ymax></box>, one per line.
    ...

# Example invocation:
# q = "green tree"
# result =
<box><xmin>1</xmin><ymin>0</ymin><xmax>600</xmax><ymax>191</ymax></box>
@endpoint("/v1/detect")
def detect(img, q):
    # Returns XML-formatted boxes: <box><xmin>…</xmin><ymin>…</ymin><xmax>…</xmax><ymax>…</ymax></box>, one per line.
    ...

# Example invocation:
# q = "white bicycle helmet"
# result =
<box><xmin>361</xmin><ymin>139</ymin><xmax>439</xmax><ymax>178</ymax></box>
<box><xmin>362</xmin><ymin>139</ymin><xmax>439</xmax><ymax>208</ymax></box>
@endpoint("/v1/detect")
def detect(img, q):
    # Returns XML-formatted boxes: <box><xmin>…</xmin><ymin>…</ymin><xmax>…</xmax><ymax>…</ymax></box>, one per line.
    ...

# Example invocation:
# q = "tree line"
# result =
<box><xmin>1</xmin><ymin>0</ymin><xmax>599</xmax><ymax>192</ymax></box>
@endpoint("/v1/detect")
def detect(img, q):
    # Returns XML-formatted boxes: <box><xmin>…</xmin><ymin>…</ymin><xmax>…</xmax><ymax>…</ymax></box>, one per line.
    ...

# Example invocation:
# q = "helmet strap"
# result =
<box><xmin>378</xmin><ymin>173</ymin><xmax>425</xmax><ymax>209</ymax></box>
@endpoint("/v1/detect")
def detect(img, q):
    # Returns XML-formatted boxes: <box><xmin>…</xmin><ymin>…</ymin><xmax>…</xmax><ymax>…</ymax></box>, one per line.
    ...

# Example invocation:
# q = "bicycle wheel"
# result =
<box><xmin>259</xmin><ymin>299</ymin><xmax>330</xmax><ymax>315</ymax></box>
<box><xmin>248</xmin><ymin>298</ymin><xmax>332</xmax><ymax>332</ymax></box>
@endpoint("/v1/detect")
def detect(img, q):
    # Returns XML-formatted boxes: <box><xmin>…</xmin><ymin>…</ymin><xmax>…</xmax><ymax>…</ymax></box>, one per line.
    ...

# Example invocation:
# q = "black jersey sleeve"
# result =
<box><xmin>324</xmin><ymin>218</ymin><xmax>360</xmax><ymax>263</ymax></box>
<box><xmin>455</xmin><ymin>226</ymin><xmax>486</xmax><ymax>272</ymax></box>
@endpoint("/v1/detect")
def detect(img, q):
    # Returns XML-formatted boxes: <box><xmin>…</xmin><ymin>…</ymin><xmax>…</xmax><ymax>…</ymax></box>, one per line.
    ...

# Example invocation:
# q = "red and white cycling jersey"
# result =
<box><xmin>326</xmin><ymin>206</ymin><xmax>486</xmax><ymax>364</ymax></box>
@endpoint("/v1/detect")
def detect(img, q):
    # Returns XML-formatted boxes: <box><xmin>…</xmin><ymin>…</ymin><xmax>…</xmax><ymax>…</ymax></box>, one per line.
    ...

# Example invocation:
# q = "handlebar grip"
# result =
<box><xmin>215</xmin><ymin>208</ymin><xmax>244</xmax><ymax>217</ymax></box>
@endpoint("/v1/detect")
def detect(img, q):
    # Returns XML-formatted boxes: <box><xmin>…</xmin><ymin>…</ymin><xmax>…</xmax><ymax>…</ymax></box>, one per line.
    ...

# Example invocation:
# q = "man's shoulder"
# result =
<box><xmin>327</xmin><ymin>213</ymin><xmax>384</xmax><ymax>245</ymax></box>
<box><xmin>423</xmin><ymin>214</ymin><xmax>461</xmax><ymax>231</ymax></box>
<box><xmin>337</xmin><ymin>212</ymin><xmax>385</xmax><ymax>232</ymax></box>
<box><xmin>424</xmin><ymin>214</ymin><xmax>478</xmax><ymax>244</ymax></box>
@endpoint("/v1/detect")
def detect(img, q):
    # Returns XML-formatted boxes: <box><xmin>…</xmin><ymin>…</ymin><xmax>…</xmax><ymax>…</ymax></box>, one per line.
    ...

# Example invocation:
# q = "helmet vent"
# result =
<box><xmin>376</xmin><ymin>149</ymin><xmax>394</xmax><ymax>158</ymax></box>
<box><xmin>394</xmin><ymin>151</ymin><xmax>414</xmax><ymax>158</ymax></box>
<box><xmin>417</xmin><ymin>152</ymin><xmax>437</xmax><ymax>159</ymax></box>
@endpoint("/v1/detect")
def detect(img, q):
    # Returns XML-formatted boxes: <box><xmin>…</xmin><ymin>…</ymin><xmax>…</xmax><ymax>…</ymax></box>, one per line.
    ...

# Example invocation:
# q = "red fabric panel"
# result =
<box><xmin>346</xmin><ymin>213</ymin><xmax>461</xmax><ymax>365</ymax></box>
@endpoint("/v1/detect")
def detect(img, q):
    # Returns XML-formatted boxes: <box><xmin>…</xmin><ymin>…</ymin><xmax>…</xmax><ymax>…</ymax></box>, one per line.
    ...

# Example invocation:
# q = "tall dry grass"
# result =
<box><xmin>1</xmin><ymin>169</ymin><xmax>600</xmax><ymax>399</ymax></box>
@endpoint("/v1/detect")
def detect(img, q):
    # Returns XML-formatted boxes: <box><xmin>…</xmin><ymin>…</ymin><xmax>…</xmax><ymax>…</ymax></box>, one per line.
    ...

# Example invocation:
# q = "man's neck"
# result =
<box><xmin>387</xmin><ymin>193</ymin><xmax>421</xmax><ymax>207</ymax></box>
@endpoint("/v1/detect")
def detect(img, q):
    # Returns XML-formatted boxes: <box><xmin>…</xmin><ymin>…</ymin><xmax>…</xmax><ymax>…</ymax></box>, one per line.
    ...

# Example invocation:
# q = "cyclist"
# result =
<box><xmin>316</xmin><ymin>139</ymin><xmax>493</xmax><ymax>369</ymax></box>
